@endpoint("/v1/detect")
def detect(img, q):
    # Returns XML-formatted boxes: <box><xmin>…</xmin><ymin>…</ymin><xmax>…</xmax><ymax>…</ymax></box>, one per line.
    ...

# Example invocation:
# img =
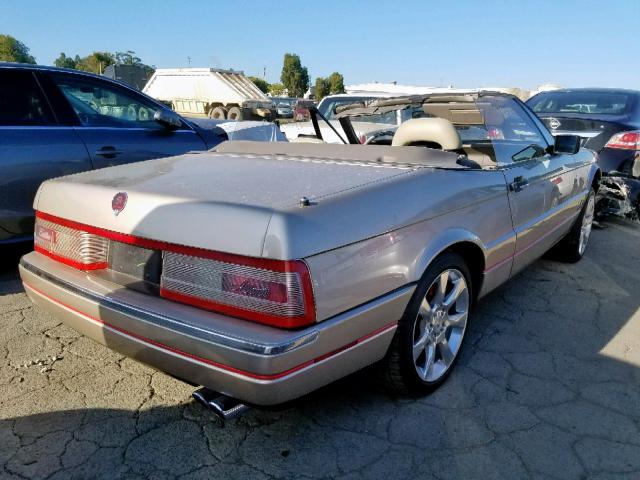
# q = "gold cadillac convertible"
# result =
<box><xmin>19</xmin><ymin>93</ymin><xmax>600</xmax><ymax>416</ymax></box>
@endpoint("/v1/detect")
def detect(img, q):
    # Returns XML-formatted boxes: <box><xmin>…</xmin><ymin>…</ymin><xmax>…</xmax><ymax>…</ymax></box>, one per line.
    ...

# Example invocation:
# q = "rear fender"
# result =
<box><xmin>412</xmin><ymin>228</ymin><xmax>486</xmax><ymax>284</ymax></box>
<box><xmin>588</xmin><ymin>163</ymin><xmax>601</xmax><ymax>191</ymax></box>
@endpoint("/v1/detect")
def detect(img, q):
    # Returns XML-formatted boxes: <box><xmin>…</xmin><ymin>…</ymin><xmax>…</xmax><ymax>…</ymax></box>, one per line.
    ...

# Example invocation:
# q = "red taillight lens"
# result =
<box><xmin>605</xmin><ymin>131</ymin><xmax>640</xmax><ymax>150</ymax></box>
<box><xmin>222</xmin><ymin>273</ymin><xmax>289</xmax><ymax>303</ymax></box>
<box><xmin>160</xmin><ymin>252</ymin><xmax>315</xmax><ymax>328</ymax></box>
<box><xmin>34</xmin><ymin>215</ymin><xmax>109</xmax><ymax>270</ymax></box>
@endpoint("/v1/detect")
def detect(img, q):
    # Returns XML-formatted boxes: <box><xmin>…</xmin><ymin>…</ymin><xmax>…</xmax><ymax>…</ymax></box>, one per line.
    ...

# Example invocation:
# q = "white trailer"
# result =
<box><xmin>143</xmin><ymin>68</ymin><xmax>275</xmax><ymax>121</ymax></box>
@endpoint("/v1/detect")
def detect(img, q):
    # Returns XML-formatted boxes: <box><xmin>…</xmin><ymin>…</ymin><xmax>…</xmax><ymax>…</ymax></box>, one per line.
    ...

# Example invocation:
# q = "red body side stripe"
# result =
<box><xmin>22</xmin><ymin>280</ymin><xmax>397</xmax><ymax>381</ymax></box>
<box><xmin>483</xmin><ymin>213</ymin><xmax>578</xmax><ymax>274</ymax></box>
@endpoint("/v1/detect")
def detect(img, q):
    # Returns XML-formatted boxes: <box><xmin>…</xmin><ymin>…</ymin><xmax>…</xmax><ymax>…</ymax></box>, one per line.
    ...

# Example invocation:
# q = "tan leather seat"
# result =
<box><xmin>391</xmin><ymin>118</ymin><xmax>462</xmax><ymax>151</ymax></box>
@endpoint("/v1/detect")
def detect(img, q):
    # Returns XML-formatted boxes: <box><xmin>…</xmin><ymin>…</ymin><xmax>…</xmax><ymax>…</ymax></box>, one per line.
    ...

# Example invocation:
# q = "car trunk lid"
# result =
<box><xmin>34</xmin><ymin>149</ymin><xmax>415</xmax><ymax>258</ymax></box>
<box><xmin>537</xmin><ymin>113</ymin><xmax>631</xmax><ymax>151</ymax></box>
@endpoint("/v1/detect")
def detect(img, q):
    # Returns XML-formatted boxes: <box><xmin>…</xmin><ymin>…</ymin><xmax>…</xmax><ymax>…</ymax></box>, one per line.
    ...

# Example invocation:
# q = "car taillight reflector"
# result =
<box><xmin>34</xmin><ymin>216</ymin><xmax>109</xmax><ymax>270</ymax></box>
<box><xmin>605</xmin><ymin>131</ymin><xmax>640</xmax><ymax>150</ymax></box>
<box><xmin>222</xmin><ymin>273</ymin><xmax>289</xmax><ymax>303</ymax></box>
<box><xmin>160</xmin><ymin>252</ymin><xmax>316</xmax><ymax>328</ymax></box>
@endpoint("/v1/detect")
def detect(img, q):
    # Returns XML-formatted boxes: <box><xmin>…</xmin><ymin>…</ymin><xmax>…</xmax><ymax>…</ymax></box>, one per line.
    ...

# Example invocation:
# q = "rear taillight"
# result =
<box><xmin>34</xmin><ymin>214</ymin><xmax>108</xmax><ymax>270</ymax></box>
<box><xmin>33</xmin><ymin>211</ymin><xmax>316</xmax><ymax>328</ymax></box>
<box><xmin>605</xmin><ymin>131</ymin><xmax>640</xmax><ymax>150</ymax></box>
<box><xmin>160</xmin><ymin>252</ymin><xmax>315</xmax><ymax>328</ymax></box>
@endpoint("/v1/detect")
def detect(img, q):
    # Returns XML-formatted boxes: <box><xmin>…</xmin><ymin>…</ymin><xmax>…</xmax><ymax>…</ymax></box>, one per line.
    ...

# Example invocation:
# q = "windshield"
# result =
<box><xmin>337</xmin><ymin>94</ymin><xmax>546</xmax><ymax>166</ymax></box>
<box><xmin>527</xmin><ymin>91</ymin><xmax>632</xmax><ymax>115</ymax></box>
<box><xmin>319</xmin><ymin>96</ymin><xmax>398</xmax><ymax>124</ymax></box>
<box><xmin>318</xmin><ymin>96</ymin><xmax>376</xmax><ymax>119</ymax></box>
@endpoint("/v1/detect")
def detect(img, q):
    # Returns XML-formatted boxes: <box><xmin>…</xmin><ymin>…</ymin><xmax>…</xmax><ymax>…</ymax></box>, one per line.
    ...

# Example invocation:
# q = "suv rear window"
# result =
<box><xmin>528</xmin><ymin>91</ymin><xmax>632</xmax><ymax>115</ymax></box>
<box><xmin>0</xmin><ymin>70</ymin><xmax>56</xmax><ymax>126</ymax></box>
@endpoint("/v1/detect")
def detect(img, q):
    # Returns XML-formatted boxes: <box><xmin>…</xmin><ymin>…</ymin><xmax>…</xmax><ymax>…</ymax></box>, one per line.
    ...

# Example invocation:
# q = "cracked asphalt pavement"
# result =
<box><xmin>1</xmin><ymin>218</ymin><xmax>639</xmax><ymax>480</ymax></box>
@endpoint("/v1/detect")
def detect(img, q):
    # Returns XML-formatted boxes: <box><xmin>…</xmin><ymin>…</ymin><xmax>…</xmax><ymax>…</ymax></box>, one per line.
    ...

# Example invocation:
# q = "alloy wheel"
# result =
<box><xmin>412</xmin><ymin>268</ymin><xmax>469</xmax><ymax>382</ymax></box>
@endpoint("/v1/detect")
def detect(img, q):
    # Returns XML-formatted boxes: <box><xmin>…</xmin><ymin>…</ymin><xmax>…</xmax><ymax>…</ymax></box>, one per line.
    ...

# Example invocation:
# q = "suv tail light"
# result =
<box><xmin>160</xmin><ymin>252</ymin><xmax>316</xmax><ymax>328</ymax></box>
<box><xmin>34</xmin><ymin>214</ymin><xmax>108</xmax><ymax>270</ymax></box>
<box><xmin>605</xmin><ymin>131</ymin><xmax>640</xmax><ymax>150</ymax></box>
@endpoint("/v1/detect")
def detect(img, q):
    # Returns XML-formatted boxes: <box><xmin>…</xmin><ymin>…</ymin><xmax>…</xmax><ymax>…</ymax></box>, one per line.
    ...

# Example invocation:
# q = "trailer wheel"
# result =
<box><xmin>209</xmin><ymin>107</ymin><xmax>227</xmax><ymax>119</ymax></box>
<box><xmin>227</xmin><ymin>107</ymin><xmax>243</xmax><ymax>121</ymax></box>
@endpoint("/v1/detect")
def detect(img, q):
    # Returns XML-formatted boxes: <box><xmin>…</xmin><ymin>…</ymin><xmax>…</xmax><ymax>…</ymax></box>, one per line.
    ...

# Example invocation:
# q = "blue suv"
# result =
<box><xmin>0</xmin><ymin>63</ymin><xmax>227</xmax><ymax>244</ymax></box>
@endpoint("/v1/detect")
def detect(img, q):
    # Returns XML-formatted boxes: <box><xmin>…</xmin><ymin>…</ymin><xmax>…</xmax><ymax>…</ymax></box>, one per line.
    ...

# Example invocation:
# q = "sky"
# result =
<box><xmin>2</xmin><ymin>0</ymin><xmax>639</xmax><ymax>90</ymax></box>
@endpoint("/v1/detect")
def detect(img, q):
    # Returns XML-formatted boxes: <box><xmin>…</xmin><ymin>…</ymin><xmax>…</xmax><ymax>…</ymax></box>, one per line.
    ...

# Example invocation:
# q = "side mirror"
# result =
<box><xmin>553</xmin><ymin>135</ymin><xmax>581</xmax><ymax>155</ymax></box>
<box><xmin>154</xmin><ymin>109</ymin><xmax>182</xmax><ymax>129</ymax></box>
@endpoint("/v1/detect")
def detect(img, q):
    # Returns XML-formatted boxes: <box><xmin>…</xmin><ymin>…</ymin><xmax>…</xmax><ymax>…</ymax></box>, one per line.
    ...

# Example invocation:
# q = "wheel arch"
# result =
<box><xmin>591</xmin><ymin>167</ymin><xmax>602</xmax><ymax>193</ymax></box>
<box><xmin>414</xmin><ymin>229</ymin><xmax>487</xmax><ymax>306</ymax></box>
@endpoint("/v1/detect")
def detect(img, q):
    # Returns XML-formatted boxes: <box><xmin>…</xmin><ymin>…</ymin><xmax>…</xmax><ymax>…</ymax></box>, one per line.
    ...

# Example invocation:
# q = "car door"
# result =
<box><xmin>0</xmin><ymin>68</ymin><xmax>92</xmax><ymax>242</ymax></box>
<box><xmin>43</xmin><ymin>72</ymin><xmax>207</xmax><ymax>169</ymax></box>
<box><xmin>483</xmin><ymin>96</ymin><xmax>580</xmax><ymax>275</ymax></box>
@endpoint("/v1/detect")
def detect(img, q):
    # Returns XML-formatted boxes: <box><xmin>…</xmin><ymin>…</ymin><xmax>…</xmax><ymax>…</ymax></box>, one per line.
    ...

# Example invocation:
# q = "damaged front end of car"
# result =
<box><xmin>596</xmin><ymin>174</ymin><xmax>640</xmax><ymax>221</ymax></box>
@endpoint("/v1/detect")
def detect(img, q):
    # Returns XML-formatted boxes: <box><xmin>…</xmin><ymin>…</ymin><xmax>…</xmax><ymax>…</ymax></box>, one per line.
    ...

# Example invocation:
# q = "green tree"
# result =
<box><xmin>248</xmin><ymin>76</ymin><xmax>270</xmax><ymax>94</ymax></box>
<box><xmin>115</xmin><ymin>50</ymin><xmax>142</xmax><ymax>66</ymax></box>
<box><xmin>280</xmin><ymin>53</ymin><xmax>309</xmax><ymax>98</ymax></box>
<box><xmin>269</xmin><ymin>83</ymin><xmax>286</xmax><ymax>96</ymax></box>
<box><xmin>0</xmin><ymin>34</ymin><xmax>36</xmax><ymax>63</ymax></box>
<box><xmin>314</xmin><ymin>77</ymin><xmax>329</xmax><ymax>101</ymax></box>
<box><xmin>54</xmin><ymin>52</ymin><xmax>80</xmax><ymax>69</ymax></box>
<box><xmin>327</xmin><ymin>72</ymin><xmax>345</xmax><ymax>95</ymax></box>
<box><xmin>76</xmin><ymin>51</ymin><xmax>115</xmax><ymax>74</ymax></box>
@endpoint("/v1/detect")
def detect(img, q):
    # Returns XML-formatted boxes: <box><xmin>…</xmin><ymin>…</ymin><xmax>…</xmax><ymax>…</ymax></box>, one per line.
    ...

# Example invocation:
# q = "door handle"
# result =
<box><xmin>509</xmin><ymin>176</ymin><xmax>529</xmax><ymax>193</ymax></box>
<box><xmin>95</xmin><ymin>146</ymin><xmax>123</xmax><ymax>158</ymax></box>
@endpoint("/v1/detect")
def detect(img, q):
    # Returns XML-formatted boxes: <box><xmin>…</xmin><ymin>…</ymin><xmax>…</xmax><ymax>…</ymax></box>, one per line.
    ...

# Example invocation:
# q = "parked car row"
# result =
<box><xmin>267</xmin><ymin>96</ymin><xmax>318</xmax><ymax>121</ymax></box>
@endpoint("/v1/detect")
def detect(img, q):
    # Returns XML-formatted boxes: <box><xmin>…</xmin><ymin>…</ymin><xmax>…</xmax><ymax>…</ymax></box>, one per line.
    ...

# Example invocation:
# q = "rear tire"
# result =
<box><xmin>551</xmin><ymin>188</ymin><xmax>596</xmax><ymax>263</ymax></box>
<box><xmin>379</xmin><ymin>252</ymin><xmax>472</xmax><ymax>396</ymax></box>
<box><xmin>227</xmin><ymin>107</ymin><xmax>243</xmax><ymax>121</ymax></box>
<box><xmin>208</xmin><ymin>107</ymin><xmax>227</xmax><ymax>119</ymax></box>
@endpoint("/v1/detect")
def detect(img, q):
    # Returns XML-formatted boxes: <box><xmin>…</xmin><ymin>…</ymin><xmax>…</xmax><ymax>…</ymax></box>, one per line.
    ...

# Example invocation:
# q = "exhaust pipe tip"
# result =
<box><xmin>192</xmin><ymin>387</ymin><xmax>250</xmax><ymax>423</ymax></box>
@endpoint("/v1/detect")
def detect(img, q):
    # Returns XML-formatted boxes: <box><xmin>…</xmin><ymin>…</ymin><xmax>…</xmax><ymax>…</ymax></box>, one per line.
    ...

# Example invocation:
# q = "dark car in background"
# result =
<box><xmin>0</xmin><ymin>63</ymin><xmax>227</xmax><ymax>245</ymax></box>
<box><xmin>275</xmin><ymin>103</ymin><xmax>294</xmax><ymax>118</ymax></box>
<box><xmin>293</xmin><ymin>99</ymin><xmax>316</xmax><ymax>121</ymax></box>
<box><xmin>527</xmin><ymin>88</ymin><xmax>640</xmax><ymax>218</ymax></box>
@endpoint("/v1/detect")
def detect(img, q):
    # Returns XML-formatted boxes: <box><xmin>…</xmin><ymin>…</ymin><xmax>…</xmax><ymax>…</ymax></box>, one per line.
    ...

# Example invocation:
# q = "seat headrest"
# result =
<box><xmin>391</xmin><ymin>118</ymin><xmax>462</xmax><ymax>150</ymax></box>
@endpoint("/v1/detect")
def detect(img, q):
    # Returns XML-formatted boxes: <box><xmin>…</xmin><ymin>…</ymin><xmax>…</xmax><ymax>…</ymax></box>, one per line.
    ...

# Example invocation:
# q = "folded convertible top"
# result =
<box><xmin>213</xmin><ymin>140</ymin><xmax>470</xmax><ymax>169</ymax></box>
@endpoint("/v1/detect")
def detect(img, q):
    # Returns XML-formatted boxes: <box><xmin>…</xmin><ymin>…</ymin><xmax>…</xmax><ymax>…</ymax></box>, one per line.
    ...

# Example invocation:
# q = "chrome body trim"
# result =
<box><xmin>19</xmin><ymin>252</ymin><xmax>411</xmax><ymax>405</ymax></box>
<box><xmin>19</xmin><ymin>257</ymin><xmax>318</xmax><ymax>356</ymax></box>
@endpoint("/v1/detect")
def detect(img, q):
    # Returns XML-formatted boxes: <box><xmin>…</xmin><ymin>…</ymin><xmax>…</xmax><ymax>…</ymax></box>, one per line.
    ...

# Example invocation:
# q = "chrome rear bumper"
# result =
<box><xmin>19</xmin><ymin>252</ymin><xmax>413</xmax><ymax>405</ymax></box>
